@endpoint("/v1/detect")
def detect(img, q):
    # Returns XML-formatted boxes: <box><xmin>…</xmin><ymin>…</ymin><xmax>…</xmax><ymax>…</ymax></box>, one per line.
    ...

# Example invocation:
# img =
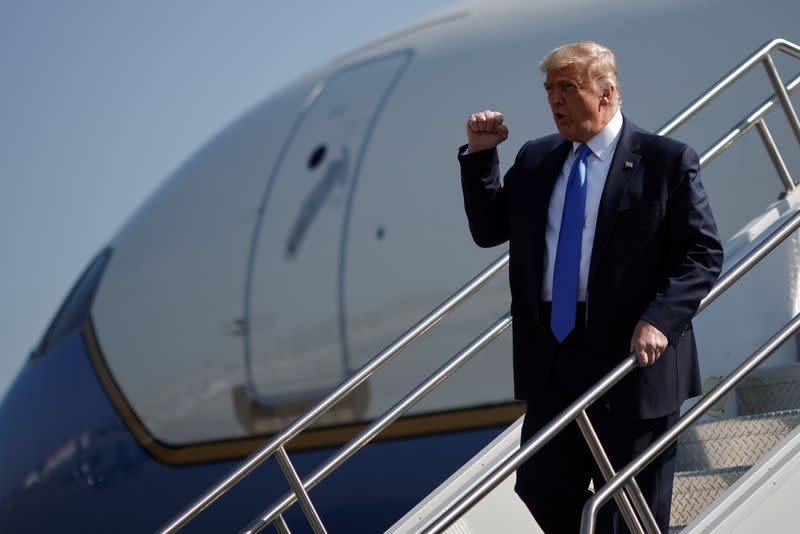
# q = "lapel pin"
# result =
<box><xmin>624</xmin><ymin>161</ymin><xmax>634</xmax><ymax>169</ymax></box>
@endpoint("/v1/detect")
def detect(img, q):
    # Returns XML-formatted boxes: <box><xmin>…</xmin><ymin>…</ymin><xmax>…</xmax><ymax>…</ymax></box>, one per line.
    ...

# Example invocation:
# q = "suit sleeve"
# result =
<box><xmin>458</xmin><ymin>143</ymin><xmax>526</xmax><ymax>248</ymax></box>
<box><xmin>640</xmin><ymin>145</ymin><xmax>724</xmax><ymax>344</ymax></box>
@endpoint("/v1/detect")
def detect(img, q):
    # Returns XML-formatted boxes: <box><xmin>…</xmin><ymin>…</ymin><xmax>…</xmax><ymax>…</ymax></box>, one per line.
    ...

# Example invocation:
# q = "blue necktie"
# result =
<box><xmin>552</xmin><ymin>143</ymin><xmax>591</xmax><ymax>343</ymax></box>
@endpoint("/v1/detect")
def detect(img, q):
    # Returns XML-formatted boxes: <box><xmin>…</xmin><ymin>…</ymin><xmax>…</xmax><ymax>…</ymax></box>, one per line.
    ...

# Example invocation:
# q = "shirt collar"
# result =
<box><xmin>572</xmin><ymin>108</ymin><xmax>623</xmax><ymax>162</ymax></box>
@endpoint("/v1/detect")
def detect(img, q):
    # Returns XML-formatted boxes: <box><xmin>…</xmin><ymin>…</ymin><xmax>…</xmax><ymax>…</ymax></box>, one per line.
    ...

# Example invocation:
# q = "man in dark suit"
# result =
<box><xmin>458</xmin><ymin>42</ymin><xmax>723</xmax><ymax>533</ymax></box>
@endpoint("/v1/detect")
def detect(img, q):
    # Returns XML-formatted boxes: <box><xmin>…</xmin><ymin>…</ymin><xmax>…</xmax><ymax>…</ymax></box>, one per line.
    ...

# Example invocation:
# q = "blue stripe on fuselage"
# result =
<box><xmin>0</xmin><ymin>330</ymin><xmax>506</xmax><ymax>532</ymax></box>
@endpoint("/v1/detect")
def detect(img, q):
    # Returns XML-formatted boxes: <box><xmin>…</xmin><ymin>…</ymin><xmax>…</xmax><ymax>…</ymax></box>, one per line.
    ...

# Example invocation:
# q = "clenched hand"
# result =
<box><xmin>467</xmin><ymin>110</ymin><xmax>509</xmax><ymax>152</ymax></box>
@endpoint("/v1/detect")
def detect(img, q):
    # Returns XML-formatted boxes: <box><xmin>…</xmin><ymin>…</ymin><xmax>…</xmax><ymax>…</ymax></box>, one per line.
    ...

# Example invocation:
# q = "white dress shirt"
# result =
<box><xmin>541</xmin><ymin>109</ymin><xmax>623</xmax><ymax>301</ymax></box>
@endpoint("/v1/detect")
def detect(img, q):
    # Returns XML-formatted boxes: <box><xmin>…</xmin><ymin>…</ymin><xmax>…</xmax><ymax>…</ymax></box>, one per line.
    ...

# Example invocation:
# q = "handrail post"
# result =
<box><xmin>762</xmin><ymin>54</ymin><xmax>800</xmax><ymax>145</ymax></box>
<box><xmin>275</xmin><ymin>447</ymin><xmax>328</xmax><ymax>534</ymax></box>
<box><xmin>274</xmin><ymin>514</ymin><xmax>292</xmax><ymax>534</ymax></box>
<box><xmin>576</xmin><ymin>411</ymin><xmax>658</xmax><ymax>534</ymax></box>
<box><xmin>755</xmin><ymin>118</ymin><xmax>795</xmax><ymax>191</ymax></box>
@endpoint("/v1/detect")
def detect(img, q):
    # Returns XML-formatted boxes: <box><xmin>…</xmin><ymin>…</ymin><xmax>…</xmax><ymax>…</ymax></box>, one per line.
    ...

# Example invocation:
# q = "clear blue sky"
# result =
<box><xmin>0</xmin><ymin>1</ymin><xmax>459</xmax><ymax>399</ymax></box>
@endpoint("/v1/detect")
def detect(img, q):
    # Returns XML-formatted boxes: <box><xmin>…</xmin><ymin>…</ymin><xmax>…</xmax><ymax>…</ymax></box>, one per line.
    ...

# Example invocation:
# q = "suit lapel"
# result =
<box><xmin>587</xmin><ymin>118</ymin><xmax>642</xmax><ymax>291</ymax></box>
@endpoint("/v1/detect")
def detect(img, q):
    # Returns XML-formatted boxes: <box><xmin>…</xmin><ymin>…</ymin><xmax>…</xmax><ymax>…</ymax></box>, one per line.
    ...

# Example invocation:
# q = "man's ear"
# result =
<box><xmin>600</xmin><ymin>85</ymin><xmax>615</xmax><ymax>107</ymax></box>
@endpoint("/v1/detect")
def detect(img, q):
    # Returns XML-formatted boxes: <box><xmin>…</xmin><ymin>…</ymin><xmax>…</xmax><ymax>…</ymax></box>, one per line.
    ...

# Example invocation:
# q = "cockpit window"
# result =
<box><xmin>31</xmin><ymin>247</ymin><xmax>113</xmax><ymax>359</ymax></box>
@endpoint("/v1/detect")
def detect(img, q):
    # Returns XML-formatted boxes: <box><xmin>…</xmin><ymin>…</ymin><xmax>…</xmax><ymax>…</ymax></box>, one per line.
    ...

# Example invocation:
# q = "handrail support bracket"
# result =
<box><xmin>762</xmin><ymin>54</ymin><xmax>800</xmax><ymax>145</ymax></box>
<box><xmin>275</xmin><ymin>447</ymin><xmax>328</xmax><ymax>534</ymax></box>
<box><xmin>576</xmin><ymin>411</ymin><xmax>660</xmax><ymax>534</ymax></box>
<box><xmin>755</xmin><ymin>118</ymin><xmax>795</xmax><ymax>191</ymax></box>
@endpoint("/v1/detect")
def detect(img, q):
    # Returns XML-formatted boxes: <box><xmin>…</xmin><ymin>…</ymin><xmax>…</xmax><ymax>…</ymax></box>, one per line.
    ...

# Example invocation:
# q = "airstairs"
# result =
<box><xmin>670</xmin><ymin>373</ymin><xmax>800</xmax><ymax>530</ymax></box>
<box><xmin>159</xmin><ymin>39</ymin><xmax>800</xmax><ymax>534</ymax></box>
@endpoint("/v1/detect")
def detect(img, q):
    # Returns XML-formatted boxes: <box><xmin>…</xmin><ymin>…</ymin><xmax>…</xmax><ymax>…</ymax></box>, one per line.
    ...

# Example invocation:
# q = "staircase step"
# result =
<box><xmin>676</xmin><ymin>409</ymin><xmax>800</xmax><ymax>471</ymax></box>
<box><xmin>670</xmin><ymin>466</ymin><xmax>749</xmax><ymax>527</ymax></box>
<box><xmin>667</xmin><ymin>365</ymin><xmax>800</xmax><ymax>529</ymax></box>
<box><xmin>736</xmin><ymin>363</ymin><xmax>800</xmax><ymax>415</ymax></box>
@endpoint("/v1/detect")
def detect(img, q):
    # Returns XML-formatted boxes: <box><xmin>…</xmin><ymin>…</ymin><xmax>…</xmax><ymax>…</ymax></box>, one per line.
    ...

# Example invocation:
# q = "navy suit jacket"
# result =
<box><xmin>459</xmin><ymin>117</ymin><xmax>724</xmax><ymax>419</ymax></box>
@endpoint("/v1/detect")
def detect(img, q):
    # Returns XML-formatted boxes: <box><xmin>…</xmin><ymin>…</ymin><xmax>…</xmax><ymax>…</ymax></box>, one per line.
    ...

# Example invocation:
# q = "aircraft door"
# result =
<box><xmin>245</xmin><ymin>51</ymin><xmax>412</xmax><ymax>408</ymax></box>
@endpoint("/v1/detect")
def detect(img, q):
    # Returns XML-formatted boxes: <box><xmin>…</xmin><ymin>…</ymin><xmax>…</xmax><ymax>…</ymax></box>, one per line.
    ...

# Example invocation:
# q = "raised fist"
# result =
<box><xmin>467</xmin><ymin>110</ymin><xmax>509</xmax><ymax>152</ymax></box>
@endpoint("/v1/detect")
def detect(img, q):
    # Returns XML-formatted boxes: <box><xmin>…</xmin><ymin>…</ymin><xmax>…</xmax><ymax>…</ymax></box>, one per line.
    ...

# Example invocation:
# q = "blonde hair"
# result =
<box><xmin>539</xmin><ymin>41</ymin><xmax>622</xmax><ymax>106</ymax></box>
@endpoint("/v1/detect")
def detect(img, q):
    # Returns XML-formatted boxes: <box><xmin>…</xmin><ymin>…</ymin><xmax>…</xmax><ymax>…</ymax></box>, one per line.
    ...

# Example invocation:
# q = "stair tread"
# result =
<box><xmin>675</xmin><ymin>409</ymin><xmax>800</xmax><ymax>472</ymax></box>
<box><xmin>671</xmin><ymin>368</ymin><xmax>800</xmax><ymax>529</ymax></box>
<box><xmin>679</xmin><ymin>408</ymin><xmax>800</xmax><ymax>441</ymax></box>
<box><xmin>670</xmin><ymin>466</ymin><xmax>747</xmax><ymax>526</ymax></box>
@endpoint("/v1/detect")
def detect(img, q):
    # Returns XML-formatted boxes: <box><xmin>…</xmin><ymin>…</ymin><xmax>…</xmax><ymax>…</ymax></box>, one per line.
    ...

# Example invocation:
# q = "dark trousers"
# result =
<box><xmin>514</xmin><ymin>303</ymin><xmax>678</xmax><ymax>534</ymax></box>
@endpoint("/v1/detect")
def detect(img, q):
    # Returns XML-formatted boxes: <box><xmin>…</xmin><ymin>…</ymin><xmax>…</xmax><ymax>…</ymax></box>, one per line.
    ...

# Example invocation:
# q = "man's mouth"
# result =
<box><xmin>555</xmin><ymin>112</ymin><xmax>567</xmax><ymax>121</ymax></box>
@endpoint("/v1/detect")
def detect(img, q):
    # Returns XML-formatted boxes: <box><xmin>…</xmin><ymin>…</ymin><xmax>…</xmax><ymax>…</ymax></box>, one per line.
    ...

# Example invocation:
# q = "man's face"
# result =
<box><xmin>544</xmin><ymin>63</ymin><xmax>609</xmax><ymax>143</ymax></box>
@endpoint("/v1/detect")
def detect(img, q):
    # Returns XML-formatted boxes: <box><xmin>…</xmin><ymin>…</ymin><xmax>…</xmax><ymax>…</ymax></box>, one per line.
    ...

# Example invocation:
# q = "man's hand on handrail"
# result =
<box><xmin>630</xmin><ymin>320</ymin><xmax>668</xmax><ymax>367</ymax></box>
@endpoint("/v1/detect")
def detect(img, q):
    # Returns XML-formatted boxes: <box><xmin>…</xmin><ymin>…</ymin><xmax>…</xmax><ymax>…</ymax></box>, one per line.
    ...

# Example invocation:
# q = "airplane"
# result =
<box><xmin>2</xmin><ymin>0</ymin><xmax>800</xmax><ymax>531</ymax></box>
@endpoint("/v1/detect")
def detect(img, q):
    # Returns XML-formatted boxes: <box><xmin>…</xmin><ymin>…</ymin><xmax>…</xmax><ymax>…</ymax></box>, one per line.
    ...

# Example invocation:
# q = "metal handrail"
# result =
<box><xmin>420</xmin><ymin>196</ymin><xmax>800</xmax><ymax>533</ymax></box>
<box><xmin>421</xmin><ymin>356</ymin><xmax>638</xmax><ymax>533</ymax></box>
<box><xmin>580</xmin><ymin>311</ymin><xmax>800</xmax><ymax>533</ymax></box>
<box><xmin>697</xmin><ymin>71</ymin><xmax>799</xmax><ymax>171</ymax></box>
<box><xmin>159</xmin><ymin>253</ymin><xmax>509</xmax><ymax>533</ymax></box>
<box><xmin>242</xmin><ymin>314</ymin><xmax>513</xmax><ymax>533</ymax></box>
<box><xmin>658</xmin><ymin>38</ymin><xmax>800</xmax><ymax>139</ymax></box>
<box><xmin>662</xmin><ymin>39</ymin><xmax>800</xmax><ymax>192</ymax></box>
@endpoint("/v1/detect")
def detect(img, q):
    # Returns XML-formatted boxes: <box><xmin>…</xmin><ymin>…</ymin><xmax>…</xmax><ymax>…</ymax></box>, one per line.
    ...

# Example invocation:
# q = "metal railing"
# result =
<box><xmin>418</xmin><ymin>38</ymin><xmax>800</xmax><ymax>533</ymax></box>
<box><xmin>159</xmin><ymin>253</ymin><xmax>511</xmax><ymax>533</ymax></box>
<box><xmin>696</xmin><ymin>68</ymin><xmax>799</xmax><ymax>183</ymax></box>
<box><xmin>160</xmin><ymin>38</ymin><xmax>800</xmax><ymax>534</ymax></box>
<box><xmin>579</xmin><ymin>312</ymin><xmax>800</xmax><ymax>533</ymax></box>
<box><xmin>660</xmin><ymin>39</ymin><xmax>800</xmax><ymax>190</ymax></box>
<box><xmin>241</xmin><ymin>314</ymin><xmax>513</xmax><ymax>533</ymax></box>
<box><xmin>420</xmin><ymin>201</ymin><xmax>800</xmax><ymax>533</ymax></box>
